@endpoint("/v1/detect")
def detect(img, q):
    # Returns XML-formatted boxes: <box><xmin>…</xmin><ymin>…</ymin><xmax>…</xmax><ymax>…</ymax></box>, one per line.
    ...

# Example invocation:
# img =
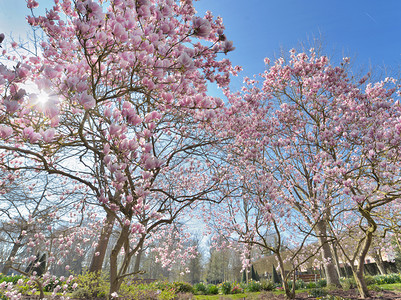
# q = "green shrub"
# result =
<box><xmin>193</xmin><ymin>282</ymin><xmax>206</xmax><ymax>295</ymax></box>
<box><xmin>247</xmin><ymin>280</ymin><xmax>262</xmax><ymax>292</ymax></box>
<box><xmin>206</xmin><ymin>284</ymin><xmax>218</xmax><ymax>295</ymax></box>
<box><xmin>316</xmin><ymin>278</ymin><xmax>327</xmax><ymax>288</ymax></box>
<box><xmin>308</xmin><ymin>287</ymin><xmax>328</xmax><ymax>298</ymax></box>
<box><xmin>368</xmin><ymin>284</ymin><xmax>383</xmax><ymax>292</ymax></box>
<box><xmin>221</xmin><ymin>282</ymin><xmax>231</xmax><ymax>294</ymax></box>
<box><xmin>158</xmin><ymin>288</ymin><xmax>176</xmax><ymax>300</ymax></box>
<box><xmin>374</xmin><ymin>273</ymin><xmax>401</xmax><ymax>284</ymax></box>
<box><xmin>295</xmin><ymin>279</ymin><xmax>306</xmax><ymax>290</ymax></box>
<box><xmin>239</xmin><ymin>281</ymin><xmax>247</xmax><ymax>290</ymax></box>
<box><xmin>70</xmin><ymin>271</ymin><xmax>108</xmax><ymax>299</ymax></box>
<box><xmin>154</xmin><ymin>281</ymin><xmax>175</xmax><ymax>291</ymax></box>
<box><xmin>0</xmin><ymin>275</ymin><xmax>25</xmax><ymax>285</ymax></box>
<box><xmin>364</xmin><ymin>275</ymin><xmax>376</xmax><ymax>286</ymax></box>
<box><xmin>340</xmin><ymin>277</ymin><xmax>356</xmax><ymax>290</ymax></box>
<box><xmin>173</xmin><ymin>281</ymin><xmax>192</xmax><ymax>293</ymax></box>
<box><xmin>231</xmin><ymin>284</ymin><xmax>243</xmax><ymax>294</ymax></box>
<box><xmin>260</xmin><ymin>279</ymin><xmax>275</xmax><ymax>291</ymax></box>
<box><xmin>305</xmin><ymin>281</ymin><xmax>316</xmax><ymax>289</ymax></box>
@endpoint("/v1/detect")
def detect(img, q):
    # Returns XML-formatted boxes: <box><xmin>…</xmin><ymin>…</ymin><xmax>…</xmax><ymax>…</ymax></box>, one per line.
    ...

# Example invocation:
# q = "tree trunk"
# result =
<box><xmin>330</xmin><ymin>241</ymin><xmax>342</xmax><ymax>278</ymax></box>
<box><xmin>2</xmin><ymin>240</ymin><xmax>22</xmax><ymax>275</ymax></box>
<box><xmin>110</xmin><ymin>225</ymin><xmax>131</xmax><ymax>295</ymax></box>
<box><xmin>352</xmin><ymin>266</ymin><xmax>369</xmax><ymax>299</ymax></box>
<box><xmin>351</xmin><ymin>205</ymin><xmax>377</xmax><ymax>298</ymax></box>
<box><xmin>89</xmin><ymin>212</ymin><xmax>115</xmax><ymax>273</ymax></box>
<box><xmin>132</xmin><ymin>239</ymin><xmax>145</xmax><ymax>275</ymax></box>
<box><xmin>316</xmin><ymin>220</ymin><xmax>341</xmax><ymax>287</ymax></box>
<box><xmin>276</xmin><ymin>253</ymin><xmax>295</xmax><ymax>299</ymax></box>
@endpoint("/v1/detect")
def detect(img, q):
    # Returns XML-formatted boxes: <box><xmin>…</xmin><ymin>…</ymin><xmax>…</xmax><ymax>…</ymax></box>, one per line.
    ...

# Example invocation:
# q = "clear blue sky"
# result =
<box><xmin>1</xmin><ymin>0</ymin><xmax>400</xmax><ymax>85</ymax></box>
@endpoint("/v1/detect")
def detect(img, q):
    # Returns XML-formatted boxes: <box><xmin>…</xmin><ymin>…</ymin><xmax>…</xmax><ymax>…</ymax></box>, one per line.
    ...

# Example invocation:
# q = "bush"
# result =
<box><xmin>364</xmin><ymin>275</ymin><xmax>376</xmax><ymax>286</ymax></box>
<box><xmin>154</xmin><ymin>281</ymin><xmax>174</xmax><ymax>291</ymax></box>
<box><xmin>247</xmin><ymin>280</ymin><xmax>262</xmax><ymax>292</ymax></box>
<box><xmin>368</xmin><ymin>284</ymin><xmax>383</xmax><ymax>292</ymax></box>
<box><xmin>239</xmin><ymin>281</ymin><xmax>247</xmax><ymax>290</ymax></box>
<box><xmin>206</xmin><ymin>284</ymin><xmax>218</xmax><ymax>295</ymax></box>
<box><xmin>308</xmin><ymin>287</ymin><xmax>328</xmax><ymax>298</ymax></box>
<box><xmin>316</xmin><ymin>278</ymin><xmax>327</xmax><ymax>288</ymax></box>
<box><xmin>221</xmin><ymin>282</ymin><xmax>231</xmax><ymax>294</ymax></box>
<box><xmin>0</xmin><ymin>275</ymin><xmax>25</xmax><ymax>285</ymax></box>
<box><xmin>173</xmin><ymin>281</ymin><xmax>193</xmax><ymax>293</ymax></box>
<box><xmin>340</xmin><ymin>277</ymin><xmax>356</xmax><ymax>290</ymax></box>
<box><xmin>70</xmin><ymin>271</ymin><xmax>108</xmax><ymax>299</ymax></box>
<box><xmin>295</xmin><ymin>279</ymin><xmax>306</xmax><ymax>290</ymax></box>
<box><xmin>260</xmin><ymin>279</ymin><xmax>275</xmax><ymax>291</ymax></box>
<box><xmin>231</xmin><ymin>284</ymin><xmax>243</xmax><ymax>294</ymax></box>
<box><xmin>305</xmin><ymin>281</ymin><xmax>316</xmax><ymax>289</ymax></box>
<box><xmin>373</xmin><ymin>273</ymin><xmax>401</xmax><ymax>284</ymax></box>
<box><xmin>193</xmin><ymin>282</ymin><xmax>207</xmax><ymax>295</ymax></box>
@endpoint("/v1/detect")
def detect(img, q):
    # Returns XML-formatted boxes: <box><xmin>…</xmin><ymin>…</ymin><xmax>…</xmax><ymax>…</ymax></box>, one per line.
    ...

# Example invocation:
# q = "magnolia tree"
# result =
<box><xmin>215</xmin><ymin>49</ymin><xmax>401</xmax><ymax>298</ymax></box>
<box><xmin>207</xmin><ymin>162</ymin><xmax>324</xmax><ymax>299</ymax></box>
<box><xmin>0</xmin><ymin>0</ymin><xmax>238</xmax><ymax>296</ymax></box>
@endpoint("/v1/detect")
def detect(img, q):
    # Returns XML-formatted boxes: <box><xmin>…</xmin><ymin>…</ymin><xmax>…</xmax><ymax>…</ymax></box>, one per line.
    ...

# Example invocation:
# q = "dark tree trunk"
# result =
<box><xmin>110</xmin><ymin>225</ymin><xmax>131</xmax><ymax>295</ymax></box>
<box><xmin>2</xmin><ymin>234</ymin><xmax>23</xmax><ymax>275</ymax></box>
<box><xmin>316</xmin><ymin>220</ymin><xmax>341</xmax><ymax>287</ymax></box>
<box><xmin>89</xmin><ymin>212</ymin><xmax>115</xmax><ymax>273</ymax></box>
<box><xmin>330</xmin><ymin>241</ymin><xmax>342</xmax><ymax>278</ymax></box>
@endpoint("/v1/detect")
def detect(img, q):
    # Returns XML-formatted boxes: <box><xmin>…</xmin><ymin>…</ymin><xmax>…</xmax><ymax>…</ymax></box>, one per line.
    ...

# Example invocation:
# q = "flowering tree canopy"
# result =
<box><xmin>0</xmin><ymin>0</ymin><xmax>238</xmax><ymax>295</ymax></box>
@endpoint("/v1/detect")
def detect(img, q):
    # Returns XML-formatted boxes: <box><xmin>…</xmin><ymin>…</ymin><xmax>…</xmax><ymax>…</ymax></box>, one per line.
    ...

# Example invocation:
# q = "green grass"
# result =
<box><xmin>194</xmin><ymin>293</ymin><xmax>259</xmax><ymax>299</ymax></box>
<box><xmin>376</xmin><ymin>283</ymin><xmax>401</xmax><ymax>291</ymax></box>
<box><xmin>193</xmin><ymin>289</ymin><xmax>296</xmax><ymax>299</ymax></box>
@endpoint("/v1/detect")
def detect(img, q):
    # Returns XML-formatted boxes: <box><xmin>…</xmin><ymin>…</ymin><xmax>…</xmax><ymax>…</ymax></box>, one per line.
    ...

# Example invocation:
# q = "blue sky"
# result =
<box><xmin>1</xmin><ymin>0</ymin><xmax>400</xmax><ymax>86</ymax></box>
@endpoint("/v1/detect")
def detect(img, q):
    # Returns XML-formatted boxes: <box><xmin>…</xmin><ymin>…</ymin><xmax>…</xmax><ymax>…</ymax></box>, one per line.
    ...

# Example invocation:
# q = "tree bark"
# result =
<box><xmin>2</xmin><ymin>241</ymin><xmax>22</xmax><ymax>275</ymax></box>
<box><xmin>330</xmin><ymin>241</ymin><xmax>342</xmax><ymax>278</ymax></box>
<box><xmin>132</xmin><ymin>239</ymin><xmax>145</xmax><ymax>275</ymax></box>
<box><xmin>316</xmin><ymin>220</ymin><xmax>341</xmax><ymax>287</ymax></box>
<box><xmin>276</xmin><ymin>253</ymin><xmax>295</xmax><ymax>299</ymax></box>
<box><xmin>110</xmin><ymin>225</ymin><xmax>131</xmax><ymax>295</ymax></box>
<box><xmin>351</xmin><ymin>205</ymin><xmax>377</xmax><ymax>298</ymax></box>
<box><xmin>89</xmin><ymin>212</ymin><xmax>115</xmax><ymax>274</ymax></box>
<box><xmin>352</xmin><ymin>266</ymin><xmax>369</xmax><ymax>299</ymax></box>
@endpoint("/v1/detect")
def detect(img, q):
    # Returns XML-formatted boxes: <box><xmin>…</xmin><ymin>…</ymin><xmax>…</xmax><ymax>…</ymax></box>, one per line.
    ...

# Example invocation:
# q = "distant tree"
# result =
<box><xmin>272</xmin><ymin>264</ymin><xmax>281</xmax><ymax>284</ymax></box>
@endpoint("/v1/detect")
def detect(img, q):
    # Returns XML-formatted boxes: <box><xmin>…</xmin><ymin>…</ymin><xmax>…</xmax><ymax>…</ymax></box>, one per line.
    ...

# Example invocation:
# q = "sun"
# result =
<box><xmin>37</xmin><ymin>91</ymin><xmax>50</xmax><ymax>106</ymax></box>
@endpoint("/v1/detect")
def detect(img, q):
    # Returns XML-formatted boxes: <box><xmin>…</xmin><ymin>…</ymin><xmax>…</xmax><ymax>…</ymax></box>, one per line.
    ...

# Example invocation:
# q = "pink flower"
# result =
<box><xmin>192</xmin><ymin>17</ymin><xmax>211</xmax><ymax>38</ymax></box>
<box><xmin>144</xmin><ymin>111</ymin><xmax>162</xmax><ymax>122</ymax></box>
<box><xmin>4</xmin><ymin>99</ymin><xmax>20</xmax><ymax>113</ymax></box>
<box><xmin>41</xmin><ymin>128</ymin><xmax>55</xmax><ymax>143</ymax></box>
<box><xmin>109</xmin><ymin>123</ymin><xmax>121</xmax><ymax>136</ymax></box>
<box><xmin>222</xmin><ymin>40</ymin><xmax>235</xmax><ymax>53</ymax></box>
<box><xmin>178</xmin><ymin>52</ymin><xmax>194</xmax><ymax>70</ymax></box>
<box><xmin>79</xmin><ymin>93</ymin><xmax>96</xmax><ymax>109</ymax></box>
<box><xmin>0</xmin><ymin>125</ymin><xmax>13</xmax><ymax>138</ymax></box>
<box><xmin>27</xmin><ymin>0</ymin><xmax>39</xmax><ymax>8</ymax></box>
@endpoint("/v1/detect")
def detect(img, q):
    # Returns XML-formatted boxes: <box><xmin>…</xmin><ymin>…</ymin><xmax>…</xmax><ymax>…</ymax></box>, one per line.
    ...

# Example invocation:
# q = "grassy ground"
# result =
<box><xmin>193</xmin><ymin>289</ymin><xmax>286</xmax><ymax>299</ymax></box>
<box><xmin>194</xmin><ymin>283</ymin><xmax>401</xmax><ymax>299</ymax></box>
<box><xmin>376</xmin><ymin>283</ymin><xmax>401</xmax><ymax>291</ymax></box>
<box><xmin>194</xmin><ymin>293</ymin><xmax>260</xmax><ymax>299</ymax></box>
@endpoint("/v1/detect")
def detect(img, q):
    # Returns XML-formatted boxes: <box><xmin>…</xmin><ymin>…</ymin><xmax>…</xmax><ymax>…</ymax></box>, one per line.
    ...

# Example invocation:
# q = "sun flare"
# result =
<box><xmin>37</xmin><ymin>91</ymin><xmax>50</xmax><ymax>106</ymax></box>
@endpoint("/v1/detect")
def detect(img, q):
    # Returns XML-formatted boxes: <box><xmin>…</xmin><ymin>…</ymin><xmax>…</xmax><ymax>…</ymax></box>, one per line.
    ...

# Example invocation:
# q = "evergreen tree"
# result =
<box><xmin>272</xmin><ymin>264</ymin><xmax>281</xmax><ymax>284</ymax></box>
<box><xmin>242</xmin><ymin>269</ymin><xmax>246</xmax><ymax>283</ymax></box>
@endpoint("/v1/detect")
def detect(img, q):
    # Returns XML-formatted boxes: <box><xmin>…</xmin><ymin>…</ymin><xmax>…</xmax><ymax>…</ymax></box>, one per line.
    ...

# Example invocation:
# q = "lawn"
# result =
<box><xmin>193</xmin><ymin>283</ymin><xmax>401</xmax><ymax>299</ymax></box>
<box><xmin>376</xmin><ymin>283</ymin><xmax>401</xmax><ymax>291</ymax></box>
<box><xmin>194</xmin><ymin>293</ymin><xmax>260</xmax><ymax>299</ymax></box>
